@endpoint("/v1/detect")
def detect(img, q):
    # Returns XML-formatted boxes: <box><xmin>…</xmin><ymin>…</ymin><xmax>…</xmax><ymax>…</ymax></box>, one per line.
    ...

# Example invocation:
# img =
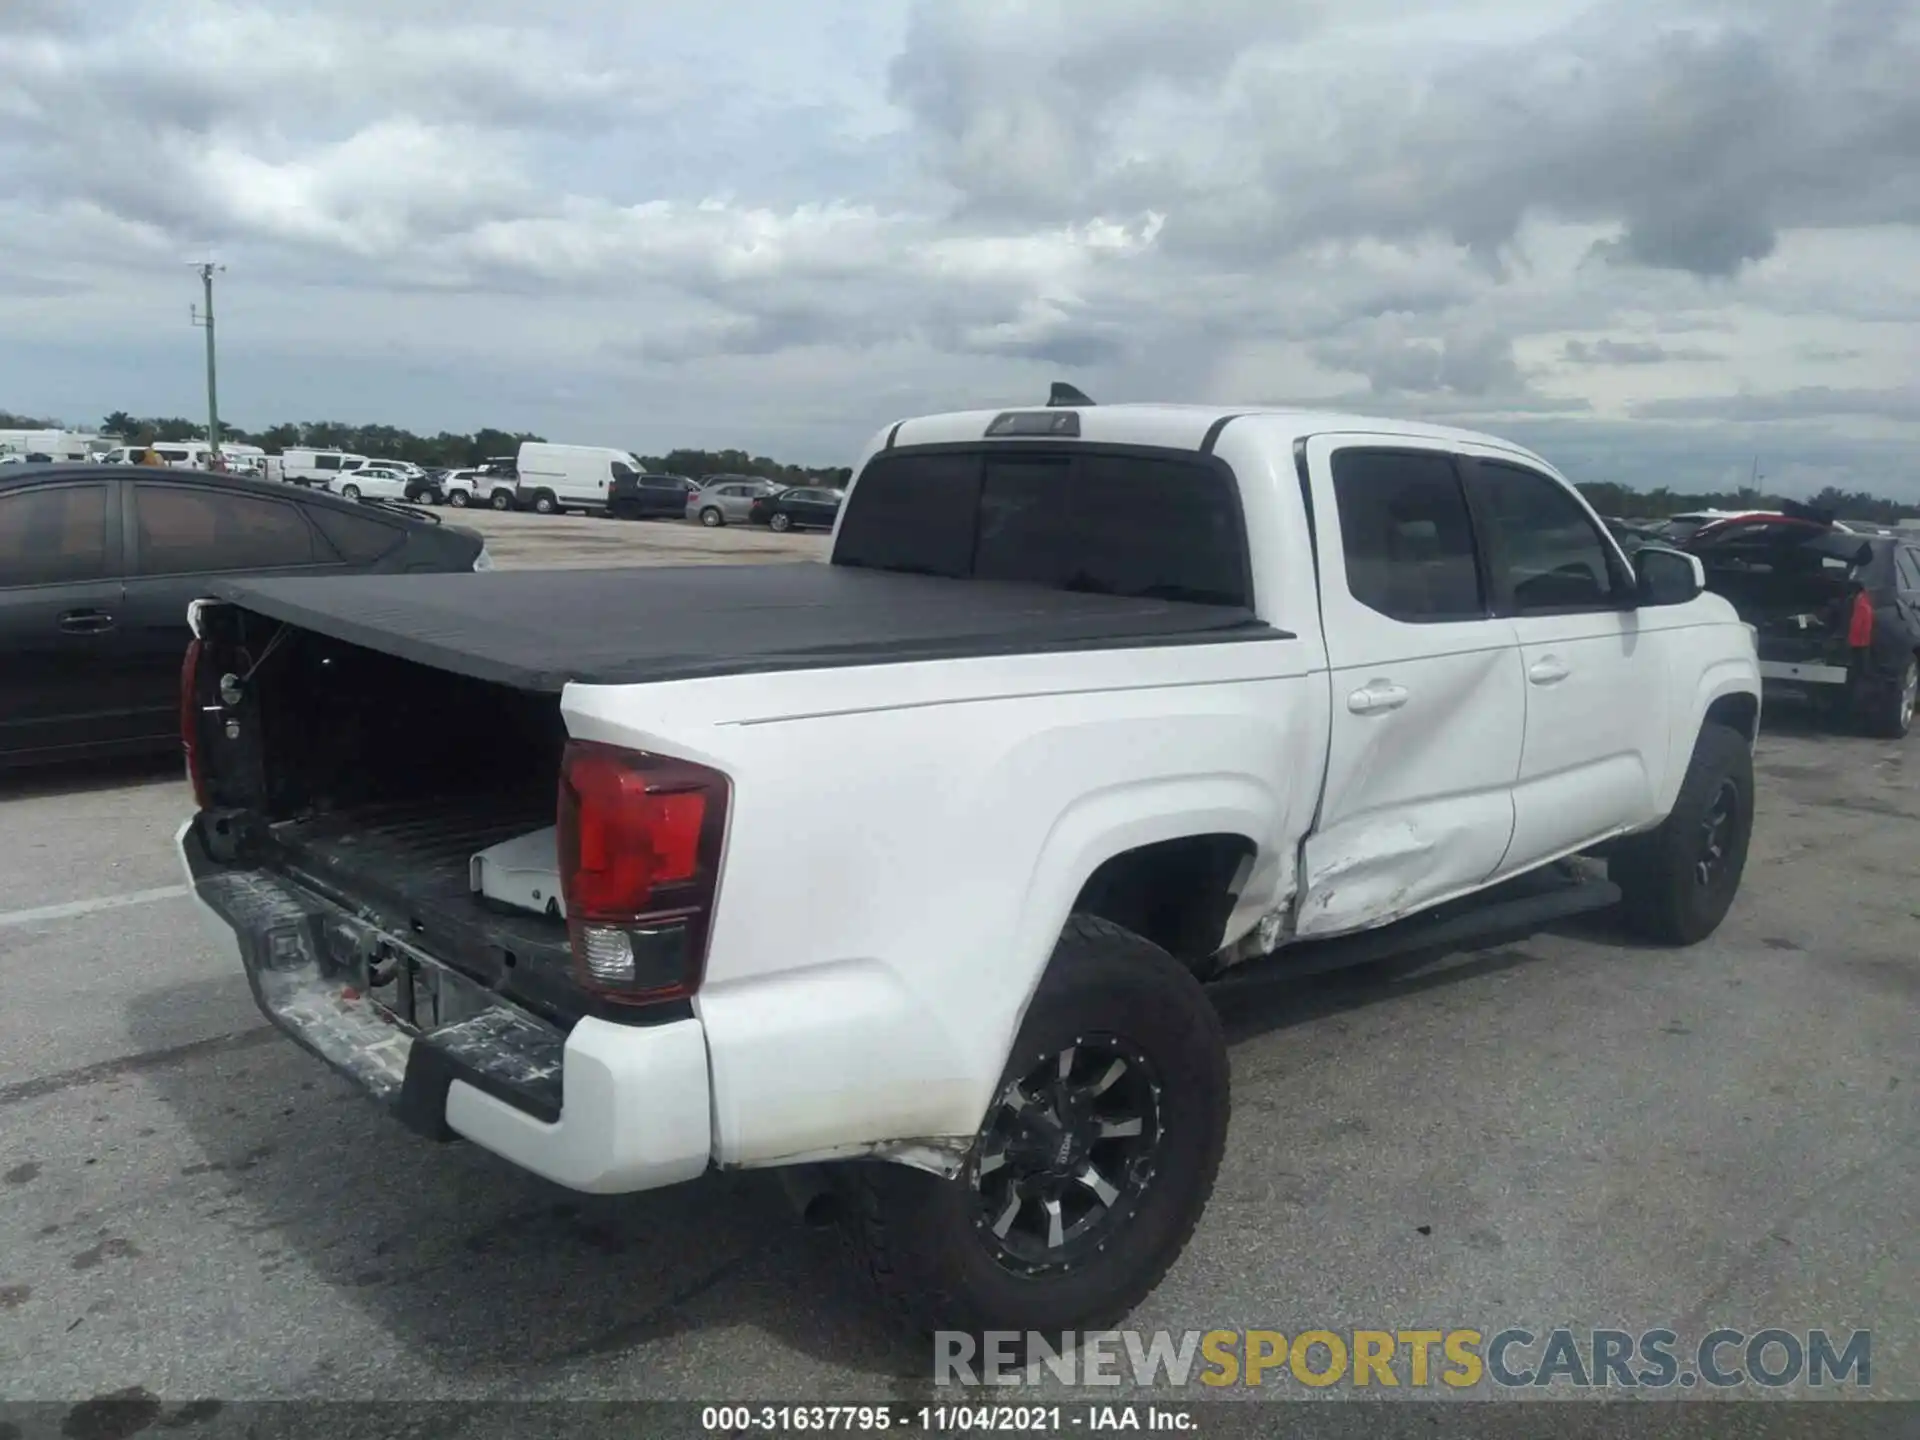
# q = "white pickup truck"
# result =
<box><xmin>178</xmin><ymin>395</ymin><xmax>1761</xmax><ymax>1335</ymax></box>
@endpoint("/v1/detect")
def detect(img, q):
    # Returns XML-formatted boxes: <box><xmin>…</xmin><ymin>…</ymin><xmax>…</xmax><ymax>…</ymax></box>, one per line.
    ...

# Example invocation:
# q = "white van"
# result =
<box><xmin>278</xmin><ymin>449</ymin><xmax>370</xmax><ymax>489</ymax></box>
<box><xmin>513</xmin><ymin>442</ymin><xmax>645</xmax><ymax>515</ymax></box>
<box><xmin>99</xmin><ymin>441</ymin><xmax>214</xmax><ymax>469</ymax></box>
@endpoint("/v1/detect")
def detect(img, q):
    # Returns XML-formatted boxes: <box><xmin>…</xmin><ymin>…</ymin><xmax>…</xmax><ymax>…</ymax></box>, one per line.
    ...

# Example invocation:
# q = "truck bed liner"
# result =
<box><xmin>211</xmin><ymin>563</ymin><xmax>1283</xmax><ymax>692</ymax></box>
<box><xmin>265</xmin><ymin>793</ymin><xmax>586</xmax><ymax>1029</ymax></box>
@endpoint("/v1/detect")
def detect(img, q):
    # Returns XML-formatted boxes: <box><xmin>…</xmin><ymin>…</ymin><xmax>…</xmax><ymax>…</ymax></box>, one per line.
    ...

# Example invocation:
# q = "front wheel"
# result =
<box><xmin>448</xmin><ymin>491</ymin><xmax>470</xmax><ymax>507</ymax></box>
<box><xmin>842</xmin><ymin>915</ymin><xmax>1229</xmax><ymax>1335</ymax></box>
<box><xmin>531</xmin><ymin>492</ymin><xmax>557</xmax><ymax>515</ymax></box>
<box><xmin>339</xmin><ymin>483</ymin><xmax>360</xmax><ymax>501</ymax></box>
<box><xmin>1611</xmin><ymin>722</ymin><xmax>1754</xmax><ymax>945</ymax></box>
<box><xmin>700</xmin><ymin>507</ymin><xmax>724</xmax><ymax>527</ymax></box>
<box><xmin>769</xmin><ymin>512</ymin><xmax>792</xmax><ymax>532</ymax></box>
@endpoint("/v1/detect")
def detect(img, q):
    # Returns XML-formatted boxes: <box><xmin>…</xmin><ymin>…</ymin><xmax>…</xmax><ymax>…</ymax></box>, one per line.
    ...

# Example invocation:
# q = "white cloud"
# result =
<box><xmin>0</xmin><ymin>0</ymin><xmax>1915</xmax><ymax>500</ymax></box>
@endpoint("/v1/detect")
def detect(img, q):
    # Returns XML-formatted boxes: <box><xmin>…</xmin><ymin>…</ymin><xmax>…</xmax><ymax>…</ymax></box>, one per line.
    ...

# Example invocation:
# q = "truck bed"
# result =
<box><xmin>211</xmin><ymin>562</ymin><xmax>1282</xmax><ymax>692</ymax></box>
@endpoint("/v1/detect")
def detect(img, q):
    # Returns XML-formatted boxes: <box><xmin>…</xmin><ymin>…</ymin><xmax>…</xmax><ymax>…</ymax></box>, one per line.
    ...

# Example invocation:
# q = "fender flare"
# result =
<box><xmin>979</xmin><ymin>773</ymin><xmax>1277</xmax><ymax>1091</ymax></box>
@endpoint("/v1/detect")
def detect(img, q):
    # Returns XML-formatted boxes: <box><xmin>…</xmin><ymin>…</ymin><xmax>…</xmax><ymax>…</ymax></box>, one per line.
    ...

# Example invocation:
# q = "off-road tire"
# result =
<box><xmin>1862</xmin><ymin>657</ymin><xmax>1917</xmax><ymax>740</ymax></box>
<box><xmin>1611</xmin><ymin>722</ymin><xmax>1754</xmax><ymax>945</ymax></box>
<box><xmin>841</xmin><ymin>915</ymin><xmax>1229</xmax><ymax>1336</ymax></box>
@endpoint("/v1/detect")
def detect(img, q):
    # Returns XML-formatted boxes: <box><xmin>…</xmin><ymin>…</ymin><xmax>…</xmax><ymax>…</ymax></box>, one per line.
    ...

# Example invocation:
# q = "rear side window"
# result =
<box><xmin>306</xmin><ymin>503</ymin><xmax>403</xmax><ymax>562</ymax></box>
<box><xmin>1330</xmin><ymin>449</ymin><xmax>1484</xmax><ymax>622</ymax></box>
<box><xmin>1898</xmin><ymin>548</ymin><xmax>1920</xmax><ymax>594</ymax></box>
<box><xmin>134</xmin><ymin>485</ymin><xmax>316</xmax><ymax>574</ymax></box>
<box><xmin>0</xmin><ymin>483</ymin><xmax>109</xmax><ymax>586</ymax></box>
<box><xmin>834</xmin><ymin>448</ymin><xmax>1250</xmax><ymax>607</ymax></box>
<box><xmin>1470</xmin><ymin>461</ymin><xmax>1623</xmax><ymax>613</ymax></box>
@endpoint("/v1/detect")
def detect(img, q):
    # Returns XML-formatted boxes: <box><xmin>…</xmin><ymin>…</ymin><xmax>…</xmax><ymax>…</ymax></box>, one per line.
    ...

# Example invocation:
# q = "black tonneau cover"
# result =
<box><xmin>211</xmin><ymin>563</ymin><xmax>1284</xmax><ymax>692</ymax></box>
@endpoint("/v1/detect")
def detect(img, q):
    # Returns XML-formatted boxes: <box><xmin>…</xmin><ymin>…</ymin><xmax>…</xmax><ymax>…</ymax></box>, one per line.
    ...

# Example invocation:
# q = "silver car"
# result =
<box><xmin>687</xmin><ymin>477</ymin><xmax>784</xmax><ymax>527</ymax></box>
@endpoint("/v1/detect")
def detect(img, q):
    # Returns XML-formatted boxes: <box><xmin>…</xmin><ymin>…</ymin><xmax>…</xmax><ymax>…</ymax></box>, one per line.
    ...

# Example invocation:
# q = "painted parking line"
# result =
<box><xmin>0</xmin><ymin>884</ymin><xmax>190</xmax><ymax>929</ymax></box>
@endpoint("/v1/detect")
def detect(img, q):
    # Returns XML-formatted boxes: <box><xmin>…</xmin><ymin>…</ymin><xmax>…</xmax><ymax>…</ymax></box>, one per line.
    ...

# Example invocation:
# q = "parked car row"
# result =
<box><xmin>58</xmin><ymin>441</ymin><xmax>846</xmax><ymax>530</ymax></box>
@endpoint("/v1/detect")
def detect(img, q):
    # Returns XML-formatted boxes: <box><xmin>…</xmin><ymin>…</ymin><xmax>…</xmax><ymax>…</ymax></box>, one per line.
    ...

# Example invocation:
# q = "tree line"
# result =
<box><xmin>1572</xmin><ymin>481</ymin><xmax>1916</xmax><ymax>525</ymax></box>
<box><xmin>6</xmin><ymin>407</ymin><xmax>1910</xmax><ymax>516</ymax></box>
<box><xmin>93</xmin><ymin>413</ymin><xmax>855</xmax><ymax>486</ymax></box>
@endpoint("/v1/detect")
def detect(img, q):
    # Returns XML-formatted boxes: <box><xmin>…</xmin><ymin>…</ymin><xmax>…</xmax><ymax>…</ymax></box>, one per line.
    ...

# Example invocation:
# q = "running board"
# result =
<box><xmin>1224</xmin><ymin>863</ymin><xmax>1621</xmax><ymax>984</ymax></box>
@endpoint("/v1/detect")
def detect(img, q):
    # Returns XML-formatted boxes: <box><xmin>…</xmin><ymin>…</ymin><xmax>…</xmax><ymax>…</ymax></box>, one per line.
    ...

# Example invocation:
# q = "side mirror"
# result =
<box><xmin>1634</xmin><ymin>545</ymin><xmax>1705</xmax><ymax>607</ymax></box>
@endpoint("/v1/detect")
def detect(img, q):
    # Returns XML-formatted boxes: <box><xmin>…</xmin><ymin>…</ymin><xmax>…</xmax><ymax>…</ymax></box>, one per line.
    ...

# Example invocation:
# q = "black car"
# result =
<box><xmin>748</xmin><ymin>485</ymin><xmax>844</xmax><ymax>532</ymax></box>
<box><xmin>1683</xmin><ymin>513</ymin><xmax>1920</xmax><ymax>737</ymax></box>
<box><xmin>609</xmin><ymin>472</ymin><xmax>699</xmax><ymax>520</ymax></box>
<box><xmin>1</xmin><ymin>465</ymin><xmax>487</xmax><ymax>768</ymax></box>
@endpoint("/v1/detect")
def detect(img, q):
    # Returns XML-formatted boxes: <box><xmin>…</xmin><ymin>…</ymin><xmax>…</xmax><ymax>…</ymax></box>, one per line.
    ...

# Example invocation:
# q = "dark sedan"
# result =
<box><xmin>1</xmin><ymin>465</ymin><xmax>488</xmax><ymax>768</ymax></box>
<box><xmin>748</xmin><ymin>485</ymin><xmax>844</xmax><ymax>532</ymax></box>
<box><xmin>609</xmin><ymin>472</ymin><xmax>700</xmax><ymax>520</ymax></box>
<box><xmin>1682</xmin><ymin>512</ymin><xmax>1920</xmax><ymax>738</ymax></box>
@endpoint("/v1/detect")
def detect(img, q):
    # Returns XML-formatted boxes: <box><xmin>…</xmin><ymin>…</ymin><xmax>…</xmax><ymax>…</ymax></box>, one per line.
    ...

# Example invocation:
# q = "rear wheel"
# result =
<box><xmin>1611</xmin><ymin>722</ymin><xmax>1754</xmax><ymax>944</ymax></box>
<box><xmin>842</xmin><ymin>915</ymin><xmax>1229</xmax><ymax>1335</ymax></box>
<box><xmin>490</xmin><ymin>490</ymin><xmax>513</xmax><ymax>511</ymax></box>
<box><xmin>1862</xmin><ymin>657</ymin><xmax>1917</xmax><ymax>739</ymax></box>
<box><xmin>700</xmin><ymin>507</ymin><xmax>724</xmax><ymax>527</ymax></box>
<box><xmin>769</xmin><ymin>512</ymin><xmax>792</xmax><ymax>532</ymax></box>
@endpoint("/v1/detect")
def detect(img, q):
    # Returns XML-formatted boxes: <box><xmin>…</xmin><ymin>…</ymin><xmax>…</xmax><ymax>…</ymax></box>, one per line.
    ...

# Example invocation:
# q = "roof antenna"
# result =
<box><xmin>1047</xmin><ymin>382</ymin><xmax>1095</xmax><ymax>407</ymax></box>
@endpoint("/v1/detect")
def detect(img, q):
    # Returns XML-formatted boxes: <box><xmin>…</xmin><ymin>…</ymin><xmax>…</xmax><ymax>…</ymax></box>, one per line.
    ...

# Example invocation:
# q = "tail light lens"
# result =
<box><xmin>1847</xmin><ymin>592</ymin><xmax>1874</xmax><ymax>648</ymax></box>
<box><xmin>181</xmin><ymin>638</ymin><xmax>208</xmax><ymax>807</ymax></box>
<box><xmin>557</xmin><ymin>741</ymin><xmax>730</xmax><ymax>1005</ymax></box>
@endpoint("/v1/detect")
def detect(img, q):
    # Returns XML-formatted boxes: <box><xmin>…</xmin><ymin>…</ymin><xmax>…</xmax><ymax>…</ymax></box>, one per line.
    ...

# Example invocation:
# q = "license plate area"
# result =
<box><xmin>315</xmin><ymin>915</ymin><xmax>497</xmax><ymax>1034</ymax></box>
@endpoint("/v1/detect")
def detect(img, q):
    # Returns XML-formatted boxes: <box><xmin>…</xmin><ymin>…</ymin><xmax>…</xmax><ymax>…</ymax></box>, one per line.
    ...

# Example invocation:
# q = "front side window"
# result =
<box><xmin>1471</xmin><ymin>461</ymin><xmax>1622</xmax><ymax>614</ymax></box>
<box><xmin>1330</xmin><ymin>448</ymin><xmax>1484</xmax><ymax>623</ymax></box>
<box><xmin>134</xmin><ymin>485</ymin><xmax>316</xmax><ymax>574</ymax></box>
<box><xmin>0</xmin><ymin>484</ymin><xmax>109</xmax><ymax>586</ymax></box>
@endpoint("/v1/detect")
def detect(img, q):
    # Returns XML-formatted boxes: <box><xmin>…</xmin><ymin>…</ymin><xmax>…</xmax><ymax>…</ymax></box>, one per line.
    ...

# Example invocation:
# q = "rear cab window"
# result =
<box><xmin>833</xmin><ymin>447</ymin><xmax>1252</xmax><ymax>608</ymax></box>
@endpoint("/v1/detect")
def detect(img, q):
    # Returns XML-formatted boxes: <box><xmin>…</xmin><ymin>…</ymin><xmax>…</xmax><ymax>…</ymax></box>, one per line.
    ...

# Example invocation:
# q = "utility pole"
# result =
<box><xmin>190</xmin><ymin>260</ymin><xmax>225</xmax><ymax>465</ymax></box>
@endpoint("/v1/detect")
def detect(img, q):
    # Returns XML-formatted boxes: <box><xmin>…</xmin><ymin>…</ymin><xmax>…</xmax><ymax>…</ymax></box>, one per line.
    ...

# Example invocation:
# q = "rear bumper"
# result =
<box><xmin>175</xmin><ymin>818</ymin><xmax>712</xmax><ymax>1194</ymax></box>
<box><xmin>1759</xmin><ymin>660</ymin><xmax>1850</xmax><ymax>685</ymax></box>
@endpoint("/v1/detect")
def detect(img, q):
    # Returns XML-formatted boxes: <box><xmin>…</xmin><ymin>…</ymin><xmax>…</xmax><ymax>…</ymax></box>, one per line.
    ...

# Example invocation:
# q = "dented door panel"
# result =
<box><xmin>1292</xmin><ymin>434</ymin><xmax>1526</xmax><ymax>939</ymax></box>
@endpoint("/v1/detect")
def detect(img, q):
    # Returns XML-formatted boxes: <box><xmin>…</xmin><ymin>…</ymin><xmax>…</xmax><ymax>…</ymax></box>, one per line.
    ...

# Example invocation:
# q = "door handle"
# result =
<box><xmin>1528</xmin><ymin>656</ymin><xmax>1571</xmax><ymax>686</ymax></box>
<box><xmin>58</xmin><ymin>609</ymin><xmax>115</xmax><ymax>634</ymax></box>
<box><xmin>1347</xmin><ymin>680</ymin><xmax>1409</xmax><ymax>715</ymax></box>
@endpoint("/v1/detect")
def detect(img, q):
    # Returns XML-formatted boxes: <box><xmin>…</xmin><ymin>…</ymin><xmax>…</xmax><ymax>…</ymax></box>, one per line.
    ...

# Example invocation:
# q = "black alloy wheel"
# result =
<box><xmin>970</xmin><ymin>1037</ymin><xmax>1161</xmax><ymax>1275</ymax></box>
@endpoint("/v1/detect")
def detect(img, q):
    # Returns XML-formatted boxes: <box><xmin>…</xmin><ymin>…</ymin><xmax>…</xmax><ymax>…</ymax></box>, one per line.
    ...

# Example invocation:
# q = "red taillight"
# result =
<box><xmin>556</xmin><ymin>740</ymin><xmax>729</xmax><ymax>1005</ymax></box>
<box><xmin>1847</xmin><ymin>592</ymin><xmax>1874</xmax><ymax>648</ymax></box>
<box><xmin>181</xmin><ymin>638</ymin><xmax>208</xmax><ymax>807</ymax></box>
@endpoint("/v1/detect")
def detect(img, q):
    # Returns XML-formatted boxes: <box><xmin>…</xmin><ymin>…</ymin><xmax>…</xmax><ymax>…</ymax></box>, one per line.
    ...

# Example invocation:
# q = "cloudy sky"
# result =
<box><xmin>2</xmin><ymin>0</ymin><xmax>1917</xmax><ymax>498</ymax></box>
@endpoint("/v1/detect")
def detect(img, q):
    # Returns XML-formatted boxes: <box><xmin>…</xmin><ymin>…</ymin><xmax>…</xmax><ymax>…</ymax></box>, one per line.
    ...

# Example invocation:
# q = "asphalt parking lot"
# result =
<box><xmin>442</xmin><ymin>506</ymin><xmax>831</xmax><ymax>569</ymax></box>
<box><xmin>1</xmin><ymin>515</ymin><xmax>1915</xmax><ymax>1406</ymax></box>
